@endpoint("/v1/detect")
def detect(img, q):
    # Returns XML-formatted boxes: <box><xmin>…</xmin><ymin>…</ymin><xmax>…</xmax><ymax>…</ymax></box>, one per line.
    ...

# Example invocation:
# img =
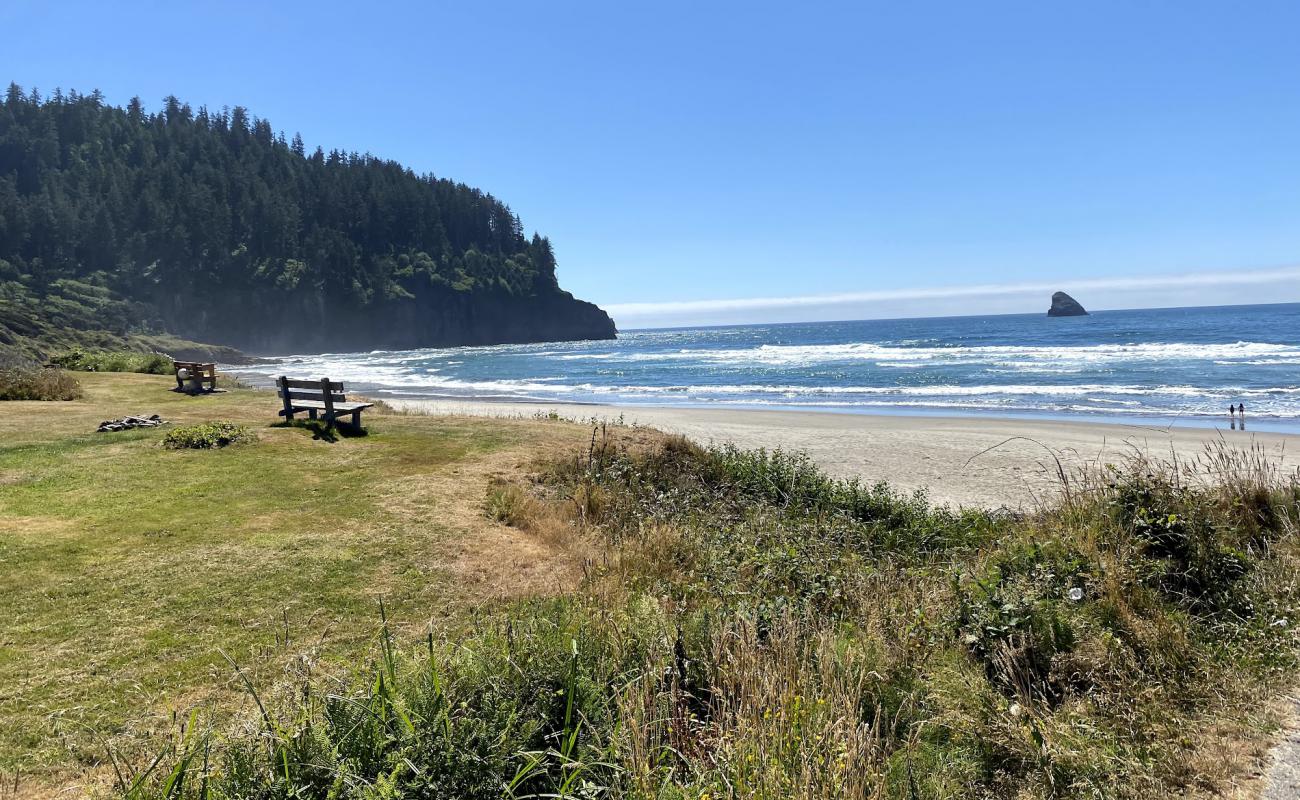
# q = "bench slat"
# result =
<box><xmin>278</xmin><ymin>378</ymin><xmax>344</xmax><ymax>391</ymax></box>
<box><xmin>279</xmin><ymin>400</ymin><xmax>374</xmax><ymax>413</ymax></box>
<box><xmin>278</xmin><ymin>389</ymin><xmax>347</xmax><ymax>402</ymax></box>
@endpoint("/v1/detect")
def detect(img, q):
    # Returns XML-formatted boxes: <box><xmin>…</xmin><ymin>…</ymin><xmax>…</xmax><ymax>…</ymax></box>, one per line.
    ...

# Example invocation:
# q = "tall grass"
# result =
<box><xmin>0</xmin><ymin>366</ymin><xmax>83</xmax><ymax>400</ymax></box>
<box><xmin>125</xmin><ymin>434</ymin><xmax>1300</xmax><ymax>798</ymax></box>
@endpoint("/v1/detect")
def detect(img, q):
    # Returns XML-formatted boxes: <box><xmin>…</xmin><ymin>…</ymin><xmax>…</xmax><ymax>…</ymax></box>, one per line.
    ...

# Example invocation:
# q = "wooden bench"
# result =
<box><xmin>173</xmin><ymin>361</ymin><xmax>217</xmax><ymax>393</ymax></box>
<box><xmin>276</xmin><ymin>376</ymin><xmax>374</xmax><ymax>430</ymax></box>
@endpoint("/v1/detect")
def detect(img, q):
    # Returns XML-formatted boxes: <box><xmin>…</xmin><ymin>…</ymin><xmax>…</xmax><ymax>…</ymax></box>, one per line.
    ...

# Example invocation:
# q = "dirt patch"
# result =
<box><xmin>391</xmin><ymin>431</ymin><xmax>590</xmax><ymax>603</ymax></box>
<box><xmin>0</xmin><ymin>515</ymin><xmax>78</xmax><ymax>540</ymax></box>
<box><xmin>0</xmin><ymin>470</ymin><xmax>29</xmax><ymax>486</ymax></box>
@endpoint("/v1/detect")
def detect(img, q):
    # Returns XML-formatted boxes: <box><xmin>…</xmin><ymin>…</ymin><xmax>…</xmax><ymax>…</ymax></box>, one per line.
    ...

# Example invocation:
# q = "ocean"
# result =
<box><xmin>229</xmin><ymin>303</ymin><xmax>1300</xmax><ymax>431</ymax></box>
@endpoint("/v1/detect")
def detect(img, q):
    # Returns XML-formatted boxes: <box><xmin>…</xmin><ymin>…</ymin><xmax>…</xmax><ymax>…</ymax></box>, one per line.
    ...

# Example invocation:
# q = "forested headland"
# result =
<box><xmin>0</xmin><ymin>85</ymin><xmax>615</xmax><ymax>361</ymax></box>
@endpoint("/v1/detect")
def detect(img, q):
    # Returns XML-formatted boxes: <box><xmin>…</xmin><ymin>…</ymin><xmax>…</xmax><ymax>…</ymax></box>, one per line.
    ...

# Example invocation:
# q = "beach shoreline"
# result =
<box><xmin>385</xmin><ymin>397</ymin><xmax>1300</xmax><ymax>508</ymax></box>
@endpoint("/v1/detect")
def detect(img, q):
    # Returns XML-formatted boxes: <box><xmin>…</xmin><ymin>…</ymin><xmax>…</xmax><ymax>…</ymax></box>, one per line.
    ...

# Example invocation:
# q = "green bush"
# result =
<box><xmin>129</xmin><ymin>436</ymin><xmax>1300</xmax><ymax>799</ymax></box>
<box><xmin>162</xmin><ymin>421</ymin><xmax>253</xmax><ymax>450</ymax></box>
<box><xmin>50</xmin><ymin>349</ymin><xmax>173</xmax><ymax>374</ymax></box>
<box><xmin>0</xmin><ymin>367</ymin><xmax>83</xmax><ymax>400</ymax></box>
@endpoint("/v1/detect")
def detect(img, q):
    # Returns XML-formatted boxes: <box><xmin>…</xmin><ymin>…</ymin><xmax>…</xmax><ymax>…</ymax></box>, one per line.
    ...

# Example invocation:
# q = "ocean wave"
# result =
<box><xmin>223</xmin><ymin>320</ymin><xmax>1300</xmax><ymax>422</ymax></box>
<box><xmin>676</xmin><ymin>340</ymin><xmax>1300</xmax><ymax>366</ymax></box>
<box><xmin>241</xmin><ymin>339</ymin><xmax>1300</xmax><ymax>373</ymax></box>
<box><xmin>233</xmin><ymin>367</ymin><xmax>1300</xmax><ymax>401</ymax></box>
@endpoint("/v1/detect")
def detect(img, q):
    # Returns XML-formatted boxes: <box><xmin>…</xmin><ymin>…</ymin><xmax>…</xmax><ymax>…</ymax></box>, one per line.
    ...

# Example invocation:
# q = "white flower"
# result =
<box><xmin>1067</xmin><ymin>587</ymin><xmax>1084</xmax><ymax>602</ymax></box>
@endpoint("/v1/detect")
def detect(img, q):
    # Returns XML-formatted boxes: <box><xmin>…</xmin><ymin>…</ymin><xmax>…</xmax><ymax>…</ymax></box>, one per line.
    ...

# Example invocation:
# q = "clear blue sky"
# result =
<box><xmin>6</xmin><ymin>1</ymin><xmax>1300</xmax><ymax>327</ymax></box>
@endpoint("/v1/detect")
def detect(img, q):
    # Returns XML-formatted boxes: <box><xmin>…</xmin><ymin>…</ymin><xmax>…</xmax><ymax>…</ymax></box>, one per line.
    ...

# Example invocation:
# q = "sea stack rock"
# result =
<box><xmin>1047</xmin><ymin>291</ymin><xmax>1088</xmax><ymax>317</ymax></box>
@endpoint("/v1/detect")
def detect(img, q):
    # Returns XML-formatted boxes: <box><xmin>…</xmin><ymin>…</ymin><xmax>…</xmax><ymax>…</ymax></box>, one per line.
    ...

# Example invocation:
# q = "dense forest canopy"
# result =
<box><xmin>0</xmin><ymin>84</ymin><xmax>615</xmax><ymax>358</ymax></box>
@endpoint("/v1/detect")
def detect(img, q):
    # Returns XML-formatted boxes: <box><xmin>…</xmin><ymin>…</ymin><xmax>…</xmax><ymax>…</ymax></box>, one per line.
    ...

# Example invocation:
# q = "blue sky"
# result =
<box><xmin>6</xmin><ymin>1</ymin><xmax>1300</xmax><ymax>327</ymax></box>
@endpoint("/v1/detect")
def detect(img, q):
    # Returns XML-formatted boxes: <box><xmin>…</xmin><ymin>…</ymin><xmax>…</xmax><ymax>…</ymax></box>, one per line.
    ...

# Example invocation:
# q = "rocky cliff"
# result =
<box><xmin>158</xmin><ymin>286</ymin><xmax>616</xmax><ymax>354</ymax></box>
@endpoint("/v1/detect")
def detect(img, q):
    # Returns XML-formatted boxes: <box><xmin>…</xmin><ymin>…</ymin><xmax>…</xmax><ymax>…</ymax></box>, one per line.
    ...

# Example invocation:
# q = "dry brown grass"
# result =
<box><xmin>0</xmin><ymin>367</ymin><xmax>82</xmax><ymax>401</ymax></box>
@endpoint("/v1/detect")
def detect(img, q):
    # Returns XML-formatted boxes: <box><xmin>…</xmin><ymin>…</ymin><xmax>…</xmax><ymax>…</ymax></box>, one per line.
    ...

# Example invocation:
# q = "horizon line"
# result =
<box><xmin>600</xmin><ymin>265</ymin><xmax>1300</xmax><ymax>326</ymax></box>
<box><xmin>614</xmin><ymin>297</ymin><xmax>1300</xmax><ymax>332</ymax></box>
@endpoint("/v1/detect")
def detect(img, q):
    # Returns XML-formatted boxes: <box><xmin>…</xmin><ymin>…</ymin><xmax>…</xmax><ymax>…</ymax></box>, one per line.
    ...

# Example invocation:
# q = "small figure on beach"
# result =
<box><xmin>1229</xmin><ymin>404</ymin><xmax>1237</xmax><ymax>429</ymax></box>
<box><xmin>1238</xmin><ymin>403</ymin><xmax>1246</xmax><ymax>430</ymax></box>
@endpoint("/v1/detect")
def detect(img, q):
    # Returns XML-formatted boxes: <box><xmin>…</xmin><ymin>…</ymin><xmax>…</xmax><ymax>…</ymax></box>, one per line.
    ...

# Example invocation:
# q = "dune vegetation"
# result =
<box><xmin>3</xmin><ymin>373</ymin><xmax>1300</xmax><ymax>798</ymax></box>
<box><xmin>134</xmin><ymin>422</ymin><xmax>1300</xmax><ymax>797</ymax></box>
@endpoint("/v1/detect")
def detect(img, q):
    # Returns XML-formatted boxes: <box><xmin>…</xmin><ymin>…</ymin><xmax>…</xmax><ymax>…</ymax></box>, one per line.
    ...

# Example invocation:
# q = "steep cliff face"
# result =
<box><xmin>157</xmin><ymin>286</ymin><xmax>617</xmax><ymax>354</ymax></box>
<box><xmin>1048</xmin><ymin>292</ymin><xmax>1089</xmax><ymax>317</ymax></box>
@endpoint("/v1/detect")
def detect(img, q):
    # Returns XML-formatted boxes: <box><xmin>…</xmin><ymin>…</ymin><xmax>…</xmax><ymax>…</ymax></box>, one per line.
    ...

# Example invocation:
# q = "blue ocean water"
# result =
<box><xmin>231</xmin><ymin>303</ymin><xmax>1300</xmax><ymax>430</ymax></box>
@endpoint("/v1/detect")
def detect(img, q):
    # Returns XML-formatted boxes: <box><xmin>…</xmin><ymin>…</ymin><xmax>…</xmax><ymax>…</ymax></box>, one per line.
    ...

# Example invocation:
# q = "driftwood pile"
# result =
<box><xmin>97</xmin><ymin>414</ymin><xmax>168</xmax><ymax>433</ymax></box>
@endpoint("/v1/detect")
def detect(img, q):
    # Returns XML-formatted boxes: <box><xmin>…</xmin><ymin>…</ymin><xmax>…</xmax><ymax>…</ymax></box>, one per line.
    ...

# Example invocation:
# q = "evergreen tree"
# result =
<box><xmin>0</xmin><ymin>85</ymin><xmax>614</xmax><ymax>355</ymax></box>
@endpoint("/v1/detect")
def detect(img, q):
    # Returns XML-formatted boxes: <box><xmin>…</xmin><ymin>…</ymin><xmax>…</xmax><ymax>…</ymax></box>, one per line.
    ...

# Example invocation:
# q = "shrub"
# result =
<box><xmin>162</xmin><ymin>421</ymin><xmax>253</xmax><ymax>449</ymax></box>
<box><xmin>0</xmin><ymin>367</ymin><xmax>83</xmax><ymax>400</ymax></box>
<box><xmin>50</xmin><ymin>349</ymin><xmax>173</xmax><ymax>374</ymax></box>
<box><xmin>129</xmin><ymin>435</ymin><xmax>1300</xmax><ymax>799</ymax></box>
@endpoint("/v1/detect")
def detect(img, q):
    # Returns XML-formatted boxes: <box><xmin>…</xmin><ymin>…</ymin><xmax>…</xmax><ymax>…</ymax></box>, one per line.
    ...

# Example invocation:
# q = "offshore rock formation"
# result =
<box><xmin>1047</xmin><ymin>292</ymin><xmax>1089</xmax><ymax>317</ymax></box>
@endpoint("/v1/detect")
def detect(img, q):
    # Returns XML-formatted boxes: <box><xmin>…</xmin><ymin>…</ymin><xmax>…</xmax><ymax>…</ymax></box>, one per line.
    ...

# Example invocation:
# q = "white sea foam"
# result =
<box><xmin>230</xmin><ymin>363</ymin><xmax>1300</xmax><ymax>403</ymax></box>
<box><xmin>579</xmin><ymin>340</ymin><xmax>1300</xmax><ymax>367</ymax></box>
<box><xmin>225</xmin><ymin>329</ymin><xmax>1300</xmax><ymax>420</ymax></box>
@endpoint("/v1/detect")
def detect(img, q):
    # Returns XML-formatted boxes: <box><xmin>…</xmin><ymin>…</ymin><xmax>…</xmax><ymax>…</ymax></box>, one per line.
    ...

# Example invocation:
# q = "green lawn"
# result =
<box><xmin>0</xmin><ymin>373</ymin><xmax>580</xmax><ymax>781</ymax></box>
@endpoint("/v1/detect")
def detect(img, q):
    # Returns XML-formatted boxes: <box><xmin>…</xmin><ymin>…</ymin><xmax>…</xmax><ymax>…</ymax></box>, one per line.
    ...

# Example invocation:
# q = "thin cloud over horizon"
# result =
<box><xmin>604</xmin><ymin>266</ymin><xmax>1300</xmax><ymax>329</ymax></box>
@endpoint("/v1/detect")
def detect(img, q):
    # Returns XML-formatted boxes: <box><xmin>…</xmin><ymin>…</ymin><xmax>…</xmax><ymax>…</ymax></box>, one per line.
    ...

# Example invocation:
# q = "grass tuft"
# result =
<box><xmin>162</xmin><ymin>421</ymin><xmax>254</xmax><ymax>450</ymax></box>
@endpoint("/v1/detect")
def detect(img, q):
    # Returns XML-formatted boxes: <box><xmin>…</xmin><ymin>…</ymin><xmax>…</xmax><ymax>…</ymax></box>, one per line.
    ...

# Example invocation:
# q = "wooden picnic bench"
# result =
<box><xmin>173</xmin><ymin>361</ymin><xmax>217</xmax><ymax>393</ymax></box>
<box><xmin>276</xmin><ymin>376</ymin><xmax>374</xmax><ymax>430</ymax></box>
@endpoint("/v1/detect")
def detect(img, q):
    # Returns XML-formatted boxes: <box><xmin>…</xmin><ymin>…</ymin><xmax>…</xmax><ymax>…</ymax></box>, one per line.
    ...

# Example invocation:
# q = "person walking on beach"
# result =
<box><xmin>1238</xmin><ymin>403</ymin><xmax>1246</xmax><ymax>427</ymax></box>
<box><xmin>1229</xmin><ymin>404</ymin><xmax>1236</xmax><ymax>423</ymax></box>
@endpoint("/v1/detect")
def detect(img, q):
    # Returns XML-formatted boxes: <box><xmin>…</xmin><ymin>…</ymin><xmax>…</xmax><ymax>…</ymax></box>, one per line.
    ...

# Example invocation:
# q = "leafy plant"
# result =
<box><xmin>50</xmin><ymin>349</ymin><xmax>174</xmax><ymax>374</ymax></box>
<box><xmin>162</xmin><ymin>422</ymin><xmax>253</xmax><ymax>450</ymax></box>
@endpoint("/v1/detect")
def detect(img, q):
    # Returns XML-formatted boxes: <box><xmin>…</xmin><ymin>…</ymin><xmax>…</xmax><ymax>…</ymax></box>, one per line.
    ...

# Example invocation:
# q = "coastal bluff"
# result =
<box><xmin>1048</xmin><ymin>291</ymin><xmax>1089</xmax><ymax>316</ymax></box>
<box><xmin>0</xmin><ymin>86</ymin><xmax>617</xmax><ymax>359</ymax></box>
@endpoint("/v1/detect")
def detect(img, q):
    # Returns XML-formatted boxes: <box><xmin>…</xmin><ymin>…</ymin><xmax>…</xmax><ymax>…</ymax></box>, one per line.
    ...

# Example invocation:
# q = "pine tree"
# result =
<box><xmin>0</xmin><ymin>85</ymin><xmax>613</xmax><ymax>354</ymax></box>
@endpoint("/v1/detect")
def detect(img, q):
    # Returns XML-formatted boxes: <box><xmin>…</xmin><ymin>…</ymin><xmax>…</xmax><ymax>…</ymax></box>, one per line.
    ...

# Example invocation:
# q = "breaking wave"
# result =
<box><xmin>227</xmin><ymin>305</ymin><xmax>1300</xmax><ymax>423</ymax></box>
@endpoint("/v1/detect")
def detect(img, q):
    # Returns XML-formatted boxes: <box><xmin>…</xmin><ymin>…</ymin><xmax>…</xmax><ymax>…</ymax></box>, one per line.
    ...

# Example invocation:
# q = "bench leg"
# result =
<box><xmin>308</xmin><ymin>409</ymin><xmax>318</xmax><ymax>420</ymax></box>
<box><xmin>330</xmin><ymin>411</ymin><xmax>363</xmax><ymax>433</ymax></box>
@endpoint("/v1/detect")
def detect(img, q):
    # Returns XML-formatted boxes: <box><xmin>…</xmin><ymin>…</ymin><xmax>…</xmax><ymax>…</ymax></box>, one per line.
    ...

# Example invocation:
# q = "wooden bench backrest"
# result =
<box><xmin>276</xmin><ymin>376</ymin><xmax>347</xmax><ymax>420</ymax></box>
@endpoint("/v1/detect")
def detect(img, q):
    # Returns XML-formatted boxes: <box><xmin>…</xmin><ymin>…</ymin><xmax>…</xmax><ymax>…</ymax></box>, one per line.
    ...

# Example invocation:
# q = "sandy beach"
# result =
<box><xmin>387</xmin><ymin>399</ymin><xmax>1300</xmax><ymax>508</ymax></box>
